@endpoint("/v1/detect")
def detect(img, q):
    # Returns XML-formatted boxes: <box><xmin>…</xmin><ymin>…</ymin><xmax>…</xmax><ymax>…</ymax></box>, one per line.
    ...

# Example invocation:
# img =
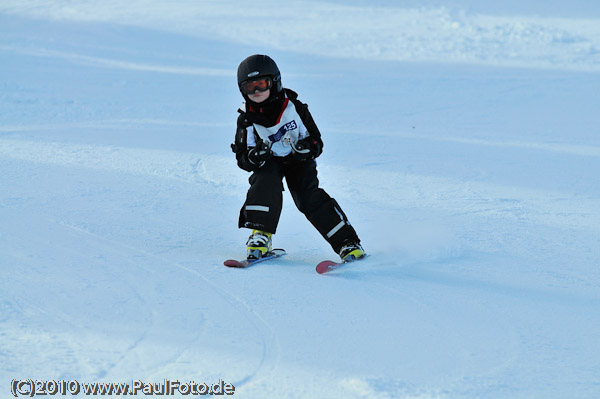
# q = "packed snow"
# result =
<box><xmin>1</xmin><ymin>1</ymin><xmax>599</xmax><ymax>398</ymax></box>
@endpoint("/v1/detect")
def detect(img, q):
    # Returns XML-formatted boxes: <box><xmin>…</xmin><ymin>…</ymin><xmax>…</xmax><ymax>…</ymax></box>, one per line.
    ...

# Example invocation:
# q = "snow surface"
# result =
<box><xmin>1</xmin><ymin>1</ymin><xmax>599</xmax><ymax>398</ymax></box>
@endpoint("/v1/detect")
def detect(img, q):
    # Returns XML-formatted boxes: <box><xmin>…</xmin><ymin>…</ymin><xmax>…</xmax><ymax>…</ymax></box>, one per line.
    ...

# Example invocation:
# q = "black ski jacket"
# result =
<box><xmin>231</xmin><ymin>89</ymin><xmax>324</xmax><ymax>172</ymax></box>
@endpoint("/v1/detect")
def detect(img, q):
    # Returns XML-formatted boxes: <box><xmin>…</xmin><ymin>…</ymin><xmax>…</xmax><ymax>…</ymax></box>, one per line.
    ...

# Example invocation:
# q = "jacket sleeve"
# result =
<box><xmin>231</xmin><ymin>111</ymin><xmax>260</xmax><ymax>172</ymax></box>
<box><xmin>287</xmin><ymin>90</ymin><xmax>324</xmax><ymax>158</ymax></box>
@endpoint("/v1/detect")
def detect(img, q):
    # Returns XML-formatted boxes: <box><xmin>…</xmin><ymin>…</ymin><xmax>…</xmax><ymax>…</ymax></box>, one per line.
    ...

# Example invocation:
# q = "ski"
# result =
<box><xmin>316</xmin><ymin>255</ymin><xmax>367</xmax><ymax>274</ymax></box>
<box><xmin>224</xmin><ymin>248</ymin><xmax>286</xmax><ymax>268</ymax></box>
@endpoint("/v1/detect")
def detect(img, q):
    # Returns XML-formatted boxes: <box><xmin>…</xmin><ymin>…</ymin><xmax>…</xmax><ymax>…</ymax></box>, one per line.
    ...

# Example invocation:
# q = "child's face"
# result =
<box><xmin>248</xmin><ymin>89</ymin><xmax>270</xmax><ymax>104</ymax></box>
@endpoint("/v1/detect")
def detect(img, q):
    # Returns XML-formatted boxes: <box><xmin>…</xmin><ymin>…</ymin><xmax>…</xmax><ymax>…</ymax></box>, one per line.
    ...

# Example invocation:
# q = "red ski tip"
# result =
<box><xmin>316</xmin><ymin>260</ymin><xmax>341</xmax><ymax>274</ymax></box>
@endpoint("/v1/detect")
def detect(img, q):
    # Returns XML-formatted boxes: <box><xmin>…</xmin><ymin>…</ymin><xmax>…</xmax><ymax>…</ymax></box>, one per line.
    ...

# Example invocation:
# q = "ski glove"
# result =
<box><xmin>247</xmin><ymin>140</ymin><xmax>272</xmax><ymax>167</ymax></box>
<box><xmin>291</xmin><ymin>138</ymin><xmax>322</xmax><ymax>161</ymax></box>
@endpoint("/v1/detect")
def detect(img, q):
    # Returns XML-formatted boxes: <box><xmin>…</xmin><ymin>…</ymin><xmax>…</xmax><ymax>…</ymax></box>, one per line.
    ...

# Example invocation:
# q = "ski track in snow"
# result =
<box><xmin>54</xmin><ymin>222</ymin><xmax>281</xmax><ymax>389</ymax></box>
<box><xmin>0</xmin><ymin>208</ymin><xmax>280</xmax><ymax>390</ymax></box>
<box><xmin>0</xmin><ymin>45</ymin><xmax>234</xmax><ymax>76</ymax></box>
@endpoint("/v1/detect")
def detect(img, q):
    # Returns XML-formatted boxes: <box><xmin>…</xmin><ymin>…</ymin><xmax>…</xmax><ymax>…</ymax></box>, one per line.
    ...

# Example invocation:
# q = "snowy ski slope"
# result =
<box><xmin>1</xmin><ymin>1</ymin><xmax>599</xmax><ymax>398</ymax></box>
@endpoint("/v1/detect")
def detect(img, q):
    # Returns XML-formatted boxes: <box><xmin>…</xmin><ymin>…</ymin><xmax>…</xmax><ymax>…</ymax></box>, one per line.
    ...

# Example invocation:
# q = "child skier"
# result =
<box><xmin>231</xmin><ymin>54</ymin><xmax>365</xmax><ymax>262</ymax></box>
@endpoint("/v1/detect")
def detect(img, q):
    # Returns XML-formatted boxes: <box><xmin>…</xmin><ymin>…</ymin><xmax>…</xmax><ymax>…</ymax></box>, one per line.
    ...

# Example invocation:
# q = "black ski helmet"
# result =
<box><xmin>237</xmin><ymin>54</ymin><xmax>283</xmax><ymax>101</ymax></box>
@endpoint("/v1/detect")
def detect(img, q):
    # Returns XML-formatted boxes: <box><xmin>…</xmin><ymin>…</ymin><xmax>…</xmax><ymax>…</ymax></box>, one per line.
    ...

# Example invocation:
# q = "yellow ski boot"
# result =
<box><xmin>246</xmin><ymin>230</ymin><xmax>273</xmax><ymax>260</ymax></box>
<box><xmin>339</xmin><ymin>242</ymin><xmax>366</xmax><ymax>262</ymax></box>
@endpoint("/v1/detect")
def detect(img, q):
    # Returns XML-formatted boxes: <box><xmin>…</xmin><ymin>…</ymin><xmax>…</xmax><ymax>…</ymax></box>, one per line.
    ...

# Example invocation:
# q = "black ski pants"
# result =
<box><xmin>238</xmin><ymin>158</ymin><xmax>359</xmax><ymax>253</ymax></box>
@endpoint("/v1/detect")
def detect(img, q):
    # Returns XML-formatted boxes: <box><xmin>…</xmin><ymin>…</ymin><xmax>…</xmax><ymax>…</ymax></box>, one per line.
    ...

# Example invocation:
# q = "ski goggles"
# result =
<box><xmin>240</xmin><ymin>77</ymin><xmax>273</xmax><ymax>95</ymax></box>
